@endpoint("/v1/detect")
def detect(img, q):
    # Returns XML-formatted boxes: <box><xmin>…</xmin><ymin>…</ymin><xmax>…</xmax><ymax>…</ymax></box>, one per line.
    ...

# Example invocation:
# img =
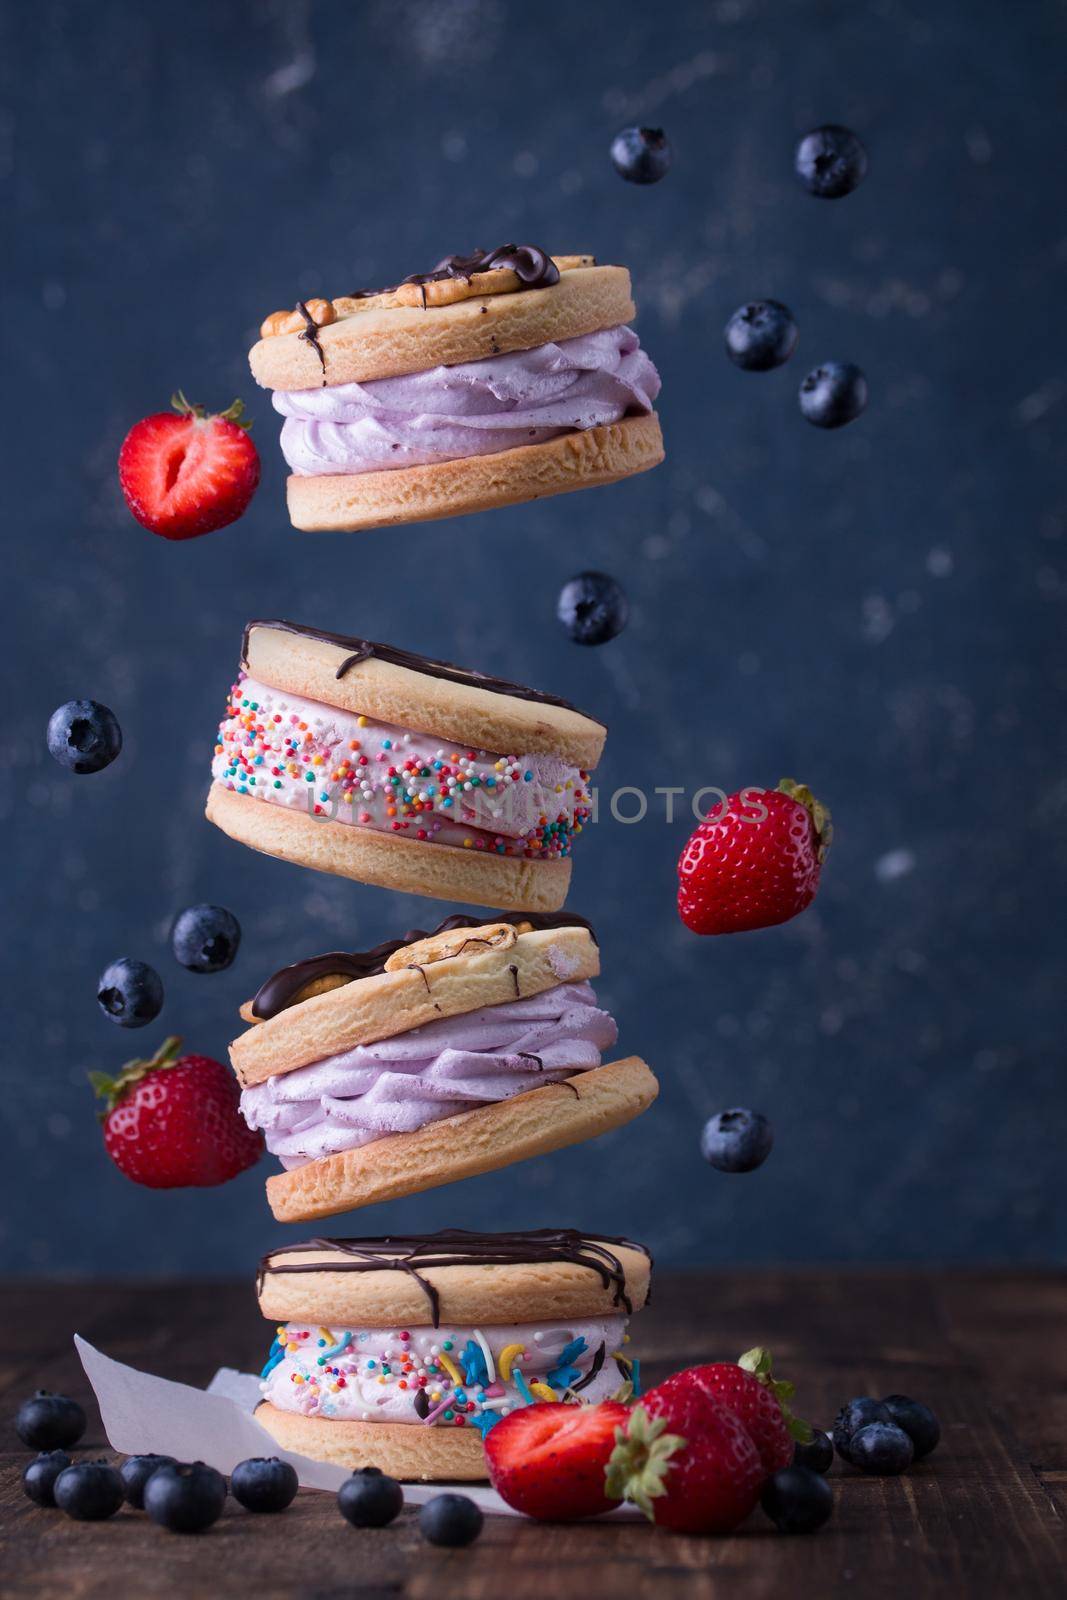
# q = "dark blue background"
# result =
<box><xmin>5</xmin><ymin>0</ymin><xmax>1065</xmax><ymax>1275</ymax></box>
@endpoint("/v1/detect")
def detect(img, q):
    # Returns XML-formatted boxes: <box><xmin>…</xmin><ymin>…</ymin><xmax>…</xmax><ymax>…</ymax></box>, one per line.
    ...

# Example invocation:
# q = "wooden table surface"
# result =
<box><xmin>2</xmin><ymin>1270</ymin><xmax>1064</xmax><ymax>1598</ymax></box>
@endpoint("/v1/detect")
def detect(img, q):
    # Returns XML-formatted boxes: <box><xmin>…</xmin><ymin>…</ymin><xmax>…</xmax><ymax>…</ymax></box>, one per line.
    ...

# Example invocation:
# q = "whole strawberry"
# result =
<box><xmin>678</xmin><ymin>778</ymin><xmax>832</xmax><ymax>935</ymax></box>
<box><xmin>118</xmin><ymin>393</ymin><xmax>260</xmax><ymax>540</ymax></box>
<box><xmin>653</xmin><ymin>1349</ymin><xmax>813</xmax><ymax>1477</ymax></box>
<box><xmin>90</xmin><ymin>1036</ymin><xmax>263</xmax><ymax>1187</ymax></box>
<box><xmin>605</xmin><ymin>1381</ymin><xmax>763</xmax><ymax>1534</ymax></box>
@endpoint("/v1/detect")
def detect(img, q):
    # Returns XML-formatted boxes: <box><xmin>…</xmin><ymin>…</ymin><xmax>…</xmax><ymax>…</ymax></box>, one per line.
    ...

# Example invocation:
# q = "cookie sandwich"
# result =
<box><xmin>255</xmin><ymin>1228</ymin><xmax>650</xmax><ymax>1480</ymax></box>
<box><xmin>250</xmin><ymin>246</ymin><xmax>663</xmax><ymax>532</ymax></box>
<box><xmin>206</xmin><ymin>619</ymin><xmax>606</xmax><ymax>912</ymax></box>
<box><xmin>233</xmin><ymin>912</ymin><xmax>657</xmax><ymax>1222</ymax></box>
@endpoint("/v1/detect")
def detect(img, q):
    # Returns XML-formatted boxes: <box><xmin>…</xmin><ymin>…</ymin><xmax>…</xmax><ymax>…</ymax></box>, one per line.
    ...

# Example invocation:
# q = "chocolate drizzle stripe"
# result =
<box><xmin>348</xmin><ymin>244</ymin><xmax>560</xmax><ymax>301</ymax></box>
<box><xmin>295</xmin><ymin>301</ymin><xmax>327</xmax><ymax>380</ymax></box>
<box><xmin>256</xmin><ymin>1228</ymin><xmax>650</xmax><ymax>1329</ymax></box>
<box><xmin>240</xmin><ymin>619</ymin><xmax>600</xmax><ymax>722</ymax></box>
<box><xmin>250</xmin><ymin>910</ymin><xmax>596</xmax><ymax>1020</ymax></box>
<box><xmin>570</xmin><ymin>1340</ymin><xmax>607</xmax><ymax>1393</ymax></box>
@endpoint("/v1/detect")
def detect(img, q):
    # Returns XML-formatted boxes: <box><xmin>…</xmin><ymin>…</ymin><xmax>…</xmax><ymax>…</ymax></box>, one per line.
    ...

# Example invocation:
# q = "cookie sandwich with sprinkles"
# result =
<box><xmin>255</xmin><ymin>1229</ymin><xmax>650</xmax><ymax>1481</ymax></box>
<box><xmin>232</xmin><ymin>912</ymin><xmax>658</xmax><ymax>1222</ymax></box>
<box><xmin>250</xmin><ymin>245</ymin><xmax>663</xmax><ymax>533</ymax></box>
<box><xmin>205</xmin><ymin>618</ymin><xmax>607</xmax><ymax>912</ymax></box>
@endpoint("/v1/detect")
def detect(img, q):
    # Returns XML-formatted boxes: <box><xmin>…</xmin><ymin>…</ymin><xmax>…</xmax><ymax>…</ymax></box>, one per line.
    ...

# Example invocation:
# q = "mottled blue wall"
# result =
<box><xmin>5</xmin><ymin>0</ymin><xmax>1065</xmax><ymax>1274</ymax></box>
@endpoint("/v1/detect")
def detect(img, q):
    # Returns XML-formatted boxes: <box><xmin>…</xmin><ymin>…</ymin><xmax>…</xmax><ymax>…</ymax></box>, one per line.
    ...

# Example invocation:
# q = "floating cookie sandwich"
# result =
<box><xmin>250</xmin><ymin>246</ymin><xmax>663</xmax><ymax>532</ymax></box>
<box><xmin>206</xmin><ymin>619</ymin><xmax>606</xmax><ymax>911</ymax></box>
<box><xmin>232</xmin><ymin>913</ymin><xmax>658</xmax><ymax>1222</ymax></box>
<box><xmin>255</xmin><ymin>1229</ymin><xmax>650</xmax><ymax>1480</ymax></box>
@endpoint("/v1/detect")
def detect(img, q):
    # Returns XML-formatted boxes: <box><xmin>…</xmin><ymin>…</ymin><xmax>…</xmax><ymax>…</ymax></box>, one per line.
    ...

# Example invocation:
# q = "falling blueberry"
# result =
<box><xmin>882</xmin><ymin>1395</ymin><xmax>941</xmax><ymax>1460</ymax></box>
<box><xmin>171</xmin><ymin>904</ymin><xmax>242</xmax><ymax>974</ymax></box>
<box><xmin>23</xmin><ymin>1450</ymin><xmax>73</xmax><ymax>1507</ymax></box>
<box><xmin>700</xmin><ymin>1108</ymin><xmax>774</xmax><ymax>1172</ymax></box>
<box><xmin>724</xmin><ymin>300</ymin><xmax>798</xmax><ymax>372</ymax></box>
<box><xmin>832</xmin><ymin>1397</ymin><xmax>893</xmax><ymax>1462</ymax></box>
<box><xmin>799</xmin><ymin>362</ymin><xmax>868</xmax><ymax>429</ymax></box>
<box><xmin>557</xmin><ymin>571</ymin><xmax>629</xmax><ymax>646</ymax></box>
<box><xmin>850</xmin><ymin>1421</ymin><xmax>914</xmax><ymax>1475</ymax></box>
<box><xmin>794</xmin><ymin>125</ymin><xmax>868</xmax><ymax>198</ymax></box>
<box><xmin>53</xmin><ymin>1460</ymin><xmax>125</xmax><ymax>1521</ymax></box>
<box><xmin>419</xmin><ymin>1492</ymin><xmax>484</xmax><ymax>1547</ymax></box>
<box><xmin>120</xmin><ymin>1453</ymin><xmax>178</xmax><ymax>1508</ymax></box>
<box><xmin>46</xmin><ymin>700</ymin><xmax>122</xmax><ymax>774</ymax></box>
<box><xmin>97</xmin><ymin>957</ymin><xmax>164</xmax><ymax>1028</ymax></box>
<box><xmin>761</xmin><ymin>1464</ymin><xmax>834</xmax><ymax>1533</ymax></box>
<box><xmin>338</xmin><ymin>1467</ymin><xmax>404</xmax><ymax>1528</ymax></box>
<box><xmin>793</xmin><ymin>1429</ymin><xmax>834</xmax><ymax>1474</ymax></box>
<box><xmin>611</xmin><ymin>126</ymin><xmax>672</xmax><ymax>185</ymax></box>
<box><xmin>230</xmin><ymin>1456</ymin><xmax>299</xmax><ymax>1513</ymax></box>
<box><xmin>16</xmin><ymin>1390</ymin><xmax>87</xmax><ymax>1450</ymax></box>
<box><xmin>143</xmin><ymin>1460</ymin><xmax>227</xmax><ymax>1533</ymax></box>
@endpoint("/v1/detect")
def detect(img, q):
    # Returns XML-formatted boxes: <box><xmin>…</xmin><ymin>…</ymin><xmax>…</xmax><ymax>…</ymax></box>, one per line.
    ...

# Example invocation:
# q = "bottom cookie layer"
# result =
<box><xmin>286</xmin><ymin>413</ymin><xmax>665</xmax><ymax>532</ymax></box>
<box><xmin>255</xmin><ymin>1401</ymin><xmax>487</xmax><ymax>1481</ymax></box>
<box><xmin>205</xmin><ymin>781</ymin><xmax>572</xmax><ymax>911</ymax></box>
<box><xmin>265</xmin><ymin>1055</ymin><xmax>659</xmax><ymax>1222</ymax></box>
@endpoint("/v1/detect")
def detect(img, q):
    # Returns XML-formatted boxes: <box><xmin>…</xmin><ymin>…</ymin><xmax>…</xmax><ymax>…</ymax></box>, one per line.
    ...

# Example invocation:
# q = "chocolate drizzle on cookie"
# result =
<box><xmin>348</xmin><ymin>244</ymin><xmax>561</xmax><ymax>302</ymax></box>
<box><xmin>256</xmin><ymin>1228</ymin><xmax>650</xmax><ymax>1328</ymax></box>
<box><xmin>239</xmin><ymin>618</ymin><xmax>601</xmax><ymax>722</ymax></box>
<box><xmin>294</xmin><ymin>300</ymin><xmax>327</xmax><ymax>380</ymax></box>
<box><xmin>250</xmin><ymin>910</ymin><xmax>597</xmax><ymax>1020</ymax></box>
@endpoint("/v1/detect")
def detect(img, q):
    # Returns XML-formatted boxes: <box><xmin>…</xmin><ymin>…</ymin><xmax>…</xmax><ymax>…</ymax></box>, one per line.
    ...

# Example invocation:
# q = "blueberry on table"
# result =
<box><xmin>53</xmin><ymin>1460</ymin><xmax>125</xmax><ymax>1521</ymax></box>
<box><xmin>724</xmin><ymin>300</ymin><xmax>799</xmax><ymax>372</ymax></box>
<box><xmin>761</xmin><ymin>1464</ymin><xmax>834</xmax><ymax>1533</ymax></box>
<box><xmin>97</xmin><ymin>957</ymin><xmax>164</xmax><ymax>1028</ymax></box>
<box><xmin>143</xmin><ymin>1460</ymin><xmax>227</xmax><ymax>1533</ymax></box>
<box><xmin>799</xmin><ymin>362</ymin><xmax>868</xmax><ymax>429</ymax></box>
<box><xmin>22</xmin><ymin>1450</ymin><xmax>72</xmax><ymax>1507</ymax></box>
<box><xmin>700</xmin><ymin>1108</ymin><xmax>774</xmax><ymax>1172</ymax></box>
<box><xmin>611</xmin><ymin>126</ymin><xmax>672</xmax><ymax>185</ymax></box>
<box><xmin>230</xmin><ymin>1456</ymin><xmax>299</xmax><ymax>1513</ymax></box>
<box><xmin>419</xmin><ymin>1492</ymin><xmax>484</xmax><ymax>1547</ymax></box>
<box><xmin>119</xmin><ymin>1453</ymin><xmax>178</xmax><ymax>1508</ymax></box>
<box><xmin>171</xmin><ymin>904</ymin><xmax>242</xmax><ymax>974</ymax></box>
<box><xmin>794</xmin><ymin>125</ymin><xmax>868</xmax><ymax>198</ymax></box>
<box><xmin>557</xmin><ymin>571</ymin><xmax>629</xmax><ymax>647</ymax></box>
<box><xmin>833</xmin><ymin>1397</ymin><xmax>893</xmax><ymax>1462</ymax></box>
<box><xmin>46</xmin><ymin>700</ymin><xmax>122</xmax><ymax>774</ymax></box>
<box><xmin>850</xmin><ymin>1421</ymin><xmax>915</xmax><ymax>1475</ymax></box>
<box><xmin>882</xmin><ymin>1395</ymin><xmax>941</xmax><ymax>1459</ymax></box>
<box><xmin>338</xmin><ymin>1467</ymin><xmax>404</xmax><ymax>1528</ymax></box>
<box><xmin>15</xmin><ymin>1390</ymin><xmax>87</xmax><ymax>1450</ymax></box>
<box><xmin>793</xmin><ymin>1429</ymin><xmax>834</xmax><ymax>1473</ymax></box>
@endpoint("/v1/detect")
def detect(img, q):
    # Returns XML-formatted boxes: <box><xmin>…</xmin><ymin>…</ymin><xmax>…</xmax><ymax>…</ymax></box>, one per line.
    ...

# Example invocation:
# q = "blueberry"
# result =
<box><xmin>557</xmin><ymin>571</ymin><xmax>629</xmax><ymax>647</ymax></box>
<box><xmin>97</xmin><ymin>957</ymin><xmax>164</xmax><ymax>1028</ymax></box>
<box><xmin>799</xmin><ymin>362</ymin><xmax>868</xmax><ymax>429</ymax></box>
<box><xmin>761</xmin><ymin>1464</ymin><xmax>834</xmax><ymax>1533</ymax></box>
<box><xmin>230</xmin><ymin>1456</ymin><xmax>299</xmax><ymax>1513</ymax></box>
<box><xmin>143</xmin><ymin>1460</ymin><xmax>227</xmax><ymax>1533</ymax></box>
<box><xmin>700</xmin><ymin>1108</ymin><xmax>774</xmax><ymax>1173</ymax></box>
<box><xmin>611</xmin><ymin>126</ymin><xmax>672</xmax><ymax>185</ymax></box>
<box><xmin>882</xmin><ymin>1395</ymin><xmax>941</xmax><ymax>1460</ymax></box>
<box><xmin>794</xmin><ymin>125</ymin><xmax>868</xmax><ymax>198</ymax></box>
<box><xmin>22</xmin><ymin>1449</ymin><xmax>73</xmax><ymax>1507</ymax></box>
<box><xmin>119</xmin><ymin>1453</ymin><xmax>178</xmax><ymax>1508</ymax></box>
<box><xmin>850</xmin><ymin>1421</ymin><xmax>914</xmax><ymax>1475</ymax></box>
<box><xmin>46</xmin><ymin>700</ymin><xmax>122</xmax><ymax>774</ymax></box>
<box><xmin>337</xmin><ymin>1467</ymin><xmax>403</xmax><ymax>1528</ymax></box>
<box><xmin>419</xmin><ymin>1492</ymin><xmax>484</xmax><ymax>1547</ymax></box>
<box><xmin>793</xmin><ymin>1429</ymin><xmax>834</xmax><ymax>1473</ymax></box>
<box><xmin>832</xmin><ymin>1397</ymin><xmax>893</xmax><ymax>1462</ymax></box>
<box><xmin>171</xmin><ymin>904</ymin><xmax>242</xmax><ymax>975</ymax></box>
<box><xmin>53</xmin><ymin>1459</ymin><xmax>125</xmax><ymax>1521</ymax></box>
<box><xmin>724</xmin><ymin>300</ymin><xmax>798</xmax><ymax>372</ymax></box>
<box><xmin>15</xmin><ymin>1390</ymin><xmax>87</xmax><ymax>1450</ymax></box>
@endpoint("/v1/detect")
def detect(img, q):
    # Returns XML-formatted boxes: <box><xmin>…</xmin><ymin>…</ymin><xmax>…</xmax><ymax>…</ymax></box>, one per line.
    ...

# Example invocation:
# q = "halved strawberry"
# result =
<box><xmin>484</xmin><ymin>1401</ymin><xmax>630</xmax><ymax>1521</ymax></box>
<box><xmin>118</xmin><ymin>392</ymin><xmax>260</xmax><ymax>540</ymax></box>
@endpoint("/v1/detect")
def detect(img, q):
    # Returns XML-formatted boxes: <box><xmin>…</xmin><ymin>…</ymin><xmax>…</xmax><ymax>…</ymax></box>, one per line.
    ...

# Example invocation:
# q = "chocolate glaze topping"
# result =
<box><xmin>250</xmin><ymin>910</ymin><xmax>597</xmax><ymax>1020</ymax></box>
<box><xmin>256</xmin><ymin>1227</ymin><xmax>650</xmax><ymax>1328</ymax></box>
<box><xmin>348</xmin><ymin>244</ymin><xmax>560</xmax><ymax>302</ymax></box>
<box><xmin>239</xmin><ymin>618</ymin><xmax>600</xmax><ymax>722</ymax></box>
<box><xmin>294</xmin><ymin>300</ymin><xmax>327</xmax><ymax>378</ymax></box>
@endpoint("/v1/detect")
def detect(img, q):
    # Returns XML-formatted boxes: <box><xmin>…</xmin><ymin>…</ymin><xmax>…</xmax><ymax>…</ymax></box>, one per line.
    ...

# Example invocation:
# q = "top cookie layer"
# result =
<box><xmin>250</xmin><ymin>261</ymin><xmax>636</xmax><ymax>391</ymax></box>
<box><xmin>256</xmin><ymin>1229</ymin><xmax>652</xmax><ymax>1328</ymax></box>
<box><xmin>241</xmin><ymin>620</ymin><xmax>607</xmax><ymax>769</ymax></box>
